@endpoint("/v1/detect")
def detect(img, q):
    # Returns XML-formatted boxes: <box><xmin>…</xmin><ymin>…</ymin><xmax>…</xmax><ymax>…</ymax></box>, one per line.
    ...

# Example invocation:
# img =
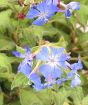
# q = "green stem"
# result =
<box><xmin>0</xmin><ymin>73</ymin><xmax>15</xmax><ymax>81</ymax></box>
<box><xmin>71</xmin><ymin>56</ymin><xmax>88</xmax><ymax>61</ymax></box>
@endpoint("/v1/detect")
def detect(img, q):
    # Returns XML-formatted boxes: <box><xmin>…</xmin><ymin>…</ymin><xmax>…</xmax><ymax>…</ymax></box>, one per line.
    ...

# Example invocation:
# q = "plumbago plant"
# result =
<box><xmin>0</xmin><ymin>0</ymin><xmax>88</xmax><ymax>105</ymax></box>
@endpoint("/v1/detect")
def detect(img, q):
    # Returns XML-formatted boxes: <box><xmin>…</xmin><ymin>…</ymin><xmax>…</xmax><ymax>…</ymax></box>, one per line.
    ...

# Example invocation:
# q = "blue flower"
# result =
<box><xmin>36</xmin><ymin>46</ymin><xmax>70</xmax><ymax>79</ymax></box>
<box><xmin>12</xmin><ymin>46</ymin><xmax>33</xmax><ymax>77</ymax></box>
<box><xmin>13</xmin><ymin>47</ymin><xmax>43</xmax><ymax>89</ymax></box>
<box><xmin>67</xmin><ymin>56</ymin><xmax>83</xmax><ymax>87</ymax></box>
<box><xmin>12</xmin><ymin>46</ymin><xmax>31</xmax><ymax>58</ymax></box>
<box><xmin>71</xmin><ymin>74</ymin><xmax>81</xmax><ymax>88</ymax></box>
<box><xmin>26</xmin><ymin>1</ymin><xmax>58</xmax><ymax>26</ymax></box>
<box><xmin>65</xmin><ymin>2</ymin><xmax>80</xmax><ymax>18</ymax></box>
<box><xmin>67</xmin><ymin>55</ymin><xmax>83</xmax><ymax>78</ymax></box>
<box><xmin>70</xmin><ymin>55</ymin><xmax>83</xmax><ymax>71</ymax></box>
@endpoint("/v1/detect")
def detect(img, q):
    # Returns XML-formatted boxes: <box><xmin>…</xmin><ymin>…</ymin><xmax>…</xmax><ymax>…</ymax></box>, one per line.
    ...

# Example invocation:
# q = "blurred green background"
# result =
<box><xmin>0</xmin><ymin>0</ymin><xmax>88</xmax><ymax>105</ymax></box>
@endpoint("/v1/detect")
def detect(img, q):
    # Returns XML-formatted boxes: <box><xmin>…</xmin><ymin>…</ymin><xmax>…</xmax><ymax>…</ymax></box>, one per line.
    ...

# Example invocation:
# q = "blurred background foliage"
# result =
<box><xmin>0</xmin><ymin>0</ymin><xmax>88</xmax><ymax>105</ymax></box>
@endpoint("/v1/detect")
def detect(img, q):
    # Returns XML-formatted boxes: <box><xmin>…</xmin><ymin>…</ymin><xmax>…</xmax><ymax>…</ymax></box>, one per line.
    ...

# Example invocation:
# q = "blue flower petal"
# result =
<box><xmin>18</xmin><ymin>60</ymin><xmax>32</xmax><ymax>77</ymax></box>
<box><xmin>47</xmin><ymin>3</ymin><xmax>58</xmax><ymax>13</ymax></box>
<box><xmin>45</xmin><ymin>0</ymin><xmax>58</xmax><ymax>6</ymax></box>
<box><xmin>59</xmin><ymin>54</ymin><xmax>70</xmax><ymax>61</ymax></box>
<box><xmin>27</xmin><ymin>8</ymin><xmax>40</xmax><ymax>19</ymax></box>
<box><xmin>67</xmin><ymin>71</ymin><xmax>73</xmax><ymax>78</ymax></box>
<box><xmin>58</xmin><ymin>61</ymin><xmax>67</xmax><ymax>69</ymax></box>
<box><xmin>45</xmin><ymin>0</ymin><xmax>52</xmax><ymax>5</ymax></box>
<box><xmin>53</xmin><ymin>0</ymin><xmax>58</xmax><ymax>6</ymax></box>
<box><xmin>68</xmin><ymin>2</ymin><xmax>80</xmax><ymax>10</ymax></box>
<box><xmin>39</xmin><ymin>64</ymin><xmax>50</xmax><ymax>78</ymax></box>
<box><xmin>32</xmin><ymin>18</ymin><xmax>48</xmax><ymax>26</ymax></box>
<box><xmin>37</xmin><ymin>2</ymin><xmax>47</xmax><ymax>12</ymax></box>
<box><xmin>50</xmin><ymin>47</ymin><xmax>65</xmax><ymax>56</ymax></box>
<box><xmin>65</xmin><ymin>9</ymin><xmax>72</xmax><ymax>18</ymax></box>
<box><xmin>12</xmin><ymin>51</ymin><xmax>25</xmax><ymax>58</ymax></box>
<box><xmin>70</xmin><ymin>56</ymin><xmax>83</xmax><ymax>71</ymax></box>
<box><xmin>71</xmin><ymin>75</ymin><xmax>81</xmax><ymax>88</ymax></box>
<box><xmin>65</xmin><ymin>2</ymin><xmax>80</xmax><ymax>18</ymax></box>
<box><xmin>36</xmin><ymin>47</ymin><xmax>49</xmax><ymax>61</ymax></box>
<box><xmin>37</xmin><ymin>1</ymin><xmax>58</xmax><ymax>14</ymax></box>
<box><xmin>58</xmin><ymin>54</ymin><xmax>70</xmax><ymax>68</ymax></box>
<box><xmin>33</xmin><ymin>83</ymin><xmax>46</xmax><ymax>91</ymax></box>
<box><xmin>24</xmin><ymin>46</ymin><xmax>31</xmax><ymax>52</ymax></box>
<box><xmin>39</xmin><ymin>64</ymin><xmax>62</xmax><ymax>79</ymax></box>
<box><xmin>30</xmin><ymin>73</ymin><xmax>41</xmax><ymax>85</ymax></box>
<box><xmin>51</xmin><ymin>65</ymin><xmax>62</xmax><ymax>78</ymax></box>
<box><xmin>47</xmin><ymin>4</ymin><xmax>59</xmax><ymax>14</ymax></box>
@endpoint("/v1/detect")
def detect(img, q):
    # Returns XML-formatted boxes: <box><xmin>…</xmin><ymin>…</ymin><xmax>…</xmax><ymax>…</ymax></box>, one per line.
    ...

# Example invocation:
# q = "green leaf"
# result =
<box><xmin>36</xmin><ymin>89</ymin><xmax>51</xmax><ymax>105</ymax></box>
<box><xmin>0</xmin><ymin>73</ymin><xmax>14</xmax><ymax>80</ymax></box>
<box><xmin>0</xmin><ymin>10</ymin><xmax>12</xmax><ymax>28</ymax></box>
<box><xmin>63</xmin><ymin>102</ymin><xmax>69</xmax><ymax>105</ymax></box>
<box><xmin>53</xmin><ymin>88</ymin><xmax>69</xmax><ymax>105</ymax></box>
<box><xmin>0</xmin><ymin>53</ymin><xmax>12</xmax><ymax>73</ymax></box>
<box><xmin>0</xmin><ymin>38</ymin><xmax>15</xmax><ymax>51</ymax></box>
<box><xmin>77</xmin><ymin>4</ymin><xmax>88</xmax><ymax>25</ymax></box>
<box><xmin>16</xmin><ymin>46</ymin><xmax>26</xmax><ymax>54</ymax></box>
<box><xmin>54</xmin><ymin>36</ymin><xmax>68</xmax><ymax>48</ymax></box>
<box><xmin>0</xmin><ymin>92</ymin><xmax>3</xmax><ymax>105</ymax></box>
<box><xmin>11</xmin><ymin>73</ymin><xmax>31</xmax><ymax>89</ymax></box>
<box><xmin>0</xmin><ymin>0</ymin><xmax>9</xmax><ymax>8</ymax></box>
<box><xmin>70</xmin><ymin>87</ymin><xmax>84</xmax><ymax>105</ymax></box>
<box><xmin>79</xmin><ymin>33</ymin><xmax>88</xmax><ymax>49</ymax></box>
<box><xmin>82</xmin><ymin>95</ymin><xmax>88</xmax><ymax>105</ymax></box>
<box><xmin>83</xmin><ymin>60</ymin><xmax>88</xmax><ymax>69</ymax></box>
<box><xmin>6</xmin><ymin>101</ymin><xmax>21</xmax><ymax>105</ymax></box>
<box><xmin>19</xmin><ymin>88</ymin><xmax>43</xmax><ymax>105</ymax></box>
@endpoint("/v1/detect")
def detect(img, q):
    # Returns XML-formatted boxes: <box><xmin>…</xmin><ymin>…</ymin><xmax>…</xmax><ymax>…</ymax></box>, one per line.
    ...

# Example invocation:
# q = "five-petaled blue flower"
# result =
<box><xmin>36</xmin><ymin>46</ymin><xmax>70</xmax><ymax>79</ymax></box>
<box><xmin>26</xmin><ymin>1</ymin><xmax>58</xmax><ymax>26</ymax></box>
<box><xmin>65</xmin><ymin>2</ymin><xmax>80</xmax><ymax>18</ymax></box>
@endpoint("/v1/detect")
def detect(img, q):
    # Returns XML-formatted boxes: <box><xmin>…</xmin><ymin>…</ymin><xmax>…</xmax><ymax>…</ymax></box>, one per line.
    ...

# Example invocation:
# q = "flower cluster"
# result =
<box><xmin>26</xmin><ymin>0</ymin><xmax>80</xmax><ymax>26</ymax></box>
<box><xmin>13</xmin><ymin>46</ymin><xmax>83</xmax><ymax>91</ymax></box>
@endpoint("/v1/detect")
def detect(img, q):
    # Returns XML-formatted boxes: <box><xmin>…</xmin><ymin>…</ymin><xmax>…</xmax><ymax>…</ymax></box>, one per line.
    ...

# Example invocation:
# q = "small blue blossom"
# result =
<box><xmin>12</xmin><ymin>46</ymin><xmax>31</xmax><ymax>58</ymax></box>
<box><xmin>18</xmin><ymin>59</ymin><xmax>32</xmax><ymax>77</ymax></box>
<box><xmin>13</xmin><ymin>46</ymin><xmax>33</xmax><ymax>77</ymax></box>
<box><xmin>13</xmin><ymin>47</ymin><xmax>43</xmax><ymax>89</ymax></box>
<box><xmin>67</xmin><ymin>56</ymin><xmax>83</xmax><ymax>87</ymax></box>
<box><xmin>26</xmin><ymin>1</ymin><xmax>58</xmax><ymax>26</ymax></box>
<box><xmin>67</xmin><ymin>55</ymin><xmax>83</xmax><ymax>78</ymax></box>
<box><xmin>70</xmin><ymin>55</ymin><xmax>83</xmax><ymax>71</ymax></box>
<box><xmin>71</xmin><ymin>74</ymin><xmax>81</xmax><ymax>88</ymax></box>
<box><xmin>65</xmin><ymin>2</ymin><xmax>80</xmax><ymax>18</ymax></box>
<box><xmin>36</xmin><ymin>46</ymin><xmax>70</xmax><ymax>79</ymax></box>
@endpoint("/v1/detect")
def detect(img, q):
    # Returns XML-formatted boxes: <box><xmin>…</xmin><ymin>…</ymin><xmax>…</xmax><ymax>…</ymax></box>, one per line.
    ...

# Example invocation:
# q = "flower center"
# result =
<box><xmin>48</xmin><ymin>56</ymin><xmax>58</xmax><ymax>66</ymax></box>
<box><xmin>39</xmin><ymin>12</ymin><xmax>48</xmax><ymax>19</ymax></box>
